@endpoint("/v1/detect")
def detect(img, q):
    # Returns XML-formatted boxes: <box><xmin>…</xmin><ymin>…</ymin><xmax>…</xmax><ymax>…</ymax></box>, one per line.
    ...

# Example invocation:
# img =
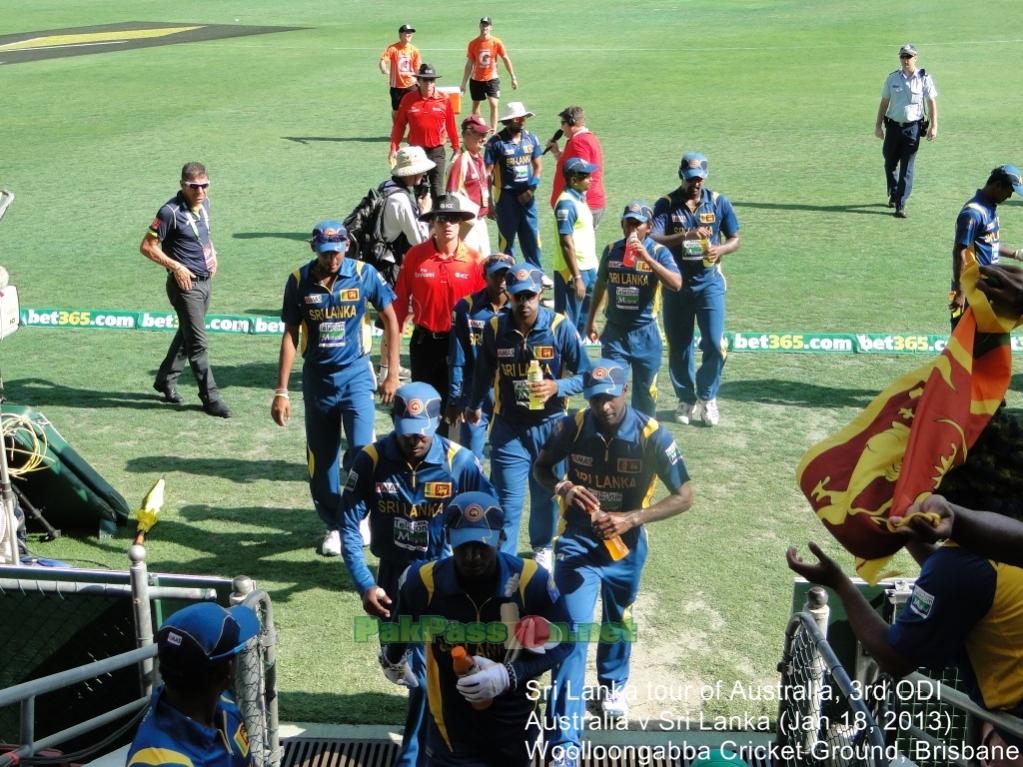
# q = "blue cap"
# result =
<box><xmin>156</xmin><ymin>602</ymin><xmax>260</xmax><ymax>673</ymax></box>
<box><xmin>392</xmin><ymin>382</ymin><xmax>442</xmax><ymax>436</ymax></box>
<box><xmin>505</xmin><ymin>263</ymin><xmax>544</xmax><ymax>295</ymax></box>
<box><xmin>583</xmin><ymin>358</ymin><xmax>628</xmax><ymax>399</ymax></box>
<box><xmin>621</xmin><ymin>200</ymin><xmax>653</xmax><ymax>223</ymax></box>
<box><xmin>563</xmin><ymin>157</ymin><xmax>598</xmax><ymax>179</ymax></box>
<box><xmin>310</xmin><ymin>220</ymin><xmax>348</xmax><ymax>253</ymax></box>
<box><xmin>679</xmin><ymin>151</ymin><xmax>709</xmax><ymax>180</ymax></box>
<box><xmin>484</xmin><ymin>253</ymin><xmax>514</xmax><ymax>276</ymax></box>
<box><xmin>444</xmin><ymin>491</ymin><xmax>505</xmax><ymax>548</ymax></box>
<box><xmin>994</xmin><ymin>165</ymin><xmax>1023</xmax><ymax>196</ymax></box>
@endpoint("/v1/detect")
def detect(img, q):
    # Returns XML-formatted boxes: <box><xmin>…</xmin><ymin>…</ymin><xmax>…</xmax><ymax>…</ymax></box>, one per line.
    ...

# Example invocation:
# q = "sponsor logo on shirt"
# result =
<box><xmin>376</xmin><ymin>481</ymin><xmax>398</xmax><ymax>495</ymax></box>
<box><xmin>665</xmin><ymin>443</ymin><xmax>682</xmax><ymax>466</ymax></box>
<box><xmin>424</xmin><ymin>481</ymin><xmax>453</xmax><ymax>499</ymax></box>
<box><xmin>497</xmin><ymin>347</ymin><xmax>515</xmax><ymax>358</ymax></box>
<box><xmin>345</xmin><ymin>470</ymin><xmax>359</xmax><ymax>490</ymax></box>
<box><xmin>304</xmin><ymin>294</ymin><xmax>325</xmax><ymax>304</ymax></box>
<box><xmin>571</xmin><ymin>453</ymin><xmax>593</xmax><ymax>467</ymax></box>
<box><xmin>909</xmin><ymin>585</ymin><xmax>934</xmax><ymax>618</ymax></box>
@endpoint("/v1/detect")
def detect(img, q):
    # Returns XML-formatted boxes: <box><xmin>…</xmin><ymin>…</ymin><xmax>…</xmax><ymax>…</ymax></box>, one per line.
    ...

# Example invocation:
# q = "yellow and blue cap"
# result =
<box><xmin>679</xmin><ymin>151</ymin><xmax>709</xmax><ymax>180</ymax></box>
<box><xmin>392</xmin><ymin>382</ymin><xmax>442</xmax><ymax>436</ymax></box>
<box><xmin>445</xmin><ymin>491</ymin><xmax>504</xmax><ymax>548</ymax></box>
<box><xmin>583</xmin><ymin>358</ymin><xmax>628</xmax><ymax>399</ymax></box>
<box><xmin>310</xmin><ymin>220</ymin><xmax>348</xmax><ymax>253</ymax></box>
<box><xmin>505</xmin><ymin>263</ymin><xmax>544</xmax><ymax>295</ymax></box>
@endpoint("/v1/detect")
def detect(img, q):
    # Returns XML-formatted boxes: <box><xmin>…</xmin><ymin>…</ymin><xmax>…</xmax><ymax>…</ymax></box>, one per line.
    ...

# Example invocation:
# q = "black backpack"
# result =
<box><xmin>343</xmin><ymin>183</ymin><xmax>404</xmax><ymax>285</ymax></box>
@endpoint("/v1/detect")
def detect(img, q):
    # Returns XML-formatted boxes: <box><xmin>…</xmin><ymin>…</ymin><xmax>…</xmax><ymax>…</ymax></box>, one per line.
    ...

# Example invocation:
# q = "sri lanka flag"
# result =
<box><xmin>796</xmin><ymin>256</ymin><xmax>1018</xmax><ymax>582</ymax></box>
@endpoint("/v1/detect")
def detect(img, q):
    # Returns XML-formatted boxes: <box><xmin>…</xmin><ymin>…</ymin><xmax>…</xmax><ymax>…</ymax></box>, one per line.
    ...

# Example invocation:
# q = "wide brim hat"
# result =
<box><xmin>413</xmin><ymin>63</ymin><xmax>441</xmax><ymax>80</ymax></box>
<box><xmin>498</xmin><ymin>101</ymin><xmax>535</xmax><ymax>122</ymax></box>
<box><xmin>392</xmin><ymin>146</ymin><xmax>437</xmax><ymax>177</ymax></box>
<box><xmin>419</xmin><ymin>193</ymin><xmax>477</xmax><ymax>222</ymax></box>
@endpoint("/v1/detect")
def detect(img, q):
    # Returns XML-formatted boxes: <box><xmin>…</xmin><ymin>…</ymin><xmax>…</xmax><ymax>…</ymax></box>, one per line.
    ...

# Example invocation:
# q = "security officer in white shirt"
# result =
<box><xmin>873</xmin><ymin>43</ymin><xmax>938</xmax><ymax>219</ymax></box>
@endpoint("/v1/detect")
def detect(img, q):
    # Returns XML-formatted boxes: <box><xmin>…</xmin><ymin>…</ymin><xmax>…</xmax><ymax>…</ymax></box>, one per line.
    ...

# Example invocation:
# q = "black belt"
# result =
<box><xmin>168</xmin><ymin>270</ymin><xmax>210</xmax><ymax>280</ymax></box>
<box><xmin>886</xmin><ymin>117</ymin><xmax>922</xmax><ymax>128</ymax></box>
<box><xmin>412</xmin><ymin>325</ymin><xmax>449</xmax><ymax>340</ymax></box>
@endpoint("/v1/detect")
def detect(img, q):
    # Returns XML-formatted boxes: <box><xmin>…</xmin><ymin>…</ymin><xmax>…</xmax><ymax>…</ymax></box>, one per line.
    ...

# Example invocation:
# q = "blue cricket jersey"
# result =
<box><xmin>339</xmin><ymin>433</ymin><xmax>494</xmax><ymax>594</ymax></box>
<box><xmin>542</xmin><ymin>407</ymin><xmax>690</xmax><ymax>550</ymax></box>
<box><xmin>281</xmin><ymin>257</ymin><xmax>395</xmax><ymax>371</ymax></box>
<box><xmin>651</xmin><ymin>187</ymin><xmax>739</xmax><ymax>289</ymax></box>
<box><xmin>598</xmin><ymin>236</ymin><xmax>679</xmax><ymax>331</ymax></box>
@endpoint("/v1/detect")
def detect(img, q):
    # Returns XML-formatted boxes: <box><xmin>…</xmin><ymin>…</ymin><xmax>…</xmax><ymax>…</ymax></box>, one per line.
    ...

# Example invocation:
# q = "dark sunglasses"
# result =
<box><xmin>314</xmin><ymin>229</ymin><xmax>347</xmax><ymax>243</ymax></box>
<box><xmin>435</xmin><ymin>214</ymin><xmax>462</xmax><ymax>224</ymax></box>
<box><xmin>184</xmin><ymin>181</ymin><xmax>210</xmax><ymax>190</ymax></box>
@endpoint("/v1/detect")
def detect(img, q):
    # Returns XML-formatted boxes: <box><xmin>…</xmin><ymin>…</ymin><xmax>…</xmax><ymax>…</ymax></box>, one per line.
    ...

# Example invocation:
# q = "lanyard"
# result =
<box><xmin>184</xmin><ymin>205</ymin><xmax>209</xmax><ymax>240</ymax></box>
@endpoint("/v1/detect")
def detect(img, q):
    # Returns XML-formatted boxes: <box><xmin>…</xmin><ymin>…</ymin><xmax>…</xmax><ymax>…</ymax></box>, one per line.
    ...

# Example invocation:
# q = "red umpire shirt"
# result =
<box><xmin>390</xmin><ymin>91</ymin><xmax>460</xmax><ymax>155</ymax></box>
<box><xmin>393</xmin><ymin>240</ymin><xmax>485</xmax><ymax>332</ymax></box>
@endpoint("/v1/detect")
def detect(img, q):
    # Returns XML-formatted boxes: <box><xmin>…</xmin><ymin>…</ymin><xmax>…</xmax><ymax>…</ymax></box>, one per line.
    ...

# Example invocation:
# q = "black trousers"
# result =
<box><xmin>882</xmin><ymin>118</ymin><xmax>922</xmax><ymax>208</ymax></box>
<box><xmin>156</xmin><ymin>274</ymin><xmax>220</xmax><ymax>403</ymax></box>
<box><xmin>409</xmin><ymin>327</ymin><xmax>450</xmax><ymax>437</ymax></box>
<box><xmin>423</xmin><ymin>145</ymin><xmax>447</xmax><ymax>205</ymax></box>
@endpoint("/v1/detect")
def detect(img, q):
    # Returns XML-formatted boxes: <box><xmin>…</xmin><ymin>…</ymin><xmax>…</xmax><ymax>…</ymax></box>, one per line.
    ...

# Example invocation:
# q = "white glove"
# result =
<box><xmin>379</xmin><ymin>649</ymin><xmax>419</xmax><ymax>689</ymax></box>
<box><xmin>456</xmin><ymin>656</ymin><xmax>509</xmax><ymax>702</ymax></box>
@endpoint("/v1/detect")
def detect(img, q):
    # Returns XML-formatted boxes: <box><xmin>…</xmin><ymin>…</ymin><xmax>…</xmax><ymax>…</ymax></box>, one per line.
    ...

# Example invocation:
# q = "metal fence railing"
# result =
<box><xmin>776</xmin><ymin>604</ymin><xmax>890</xmax><ymax>767</ymax></box>
<box><xmin>0</xmin><ymin>546</ymin><xmax>280</xmax><ymax>767</ymax></box>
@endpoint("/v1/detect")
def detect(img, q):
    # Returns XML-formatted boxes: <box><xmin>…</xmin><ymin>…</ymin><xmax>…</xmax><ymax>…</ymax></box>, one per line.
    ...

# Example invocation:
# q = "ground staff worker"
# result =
<box><xmin>393</xmin><ymin>194</ymin><xmax>484</xmax><ymax>435</ymax></box>
<box><xmin>459</xmin><ymin>16</ymin><xmax>518</xmax><ymax>131</ymax></box>
<box><xmin>466</xmin><ymin>263</ymin><xmax>590</xmax><ymax>571</ymax></box>
<box><xmin>652</xmin><ymin>151</ymin><xmax>740</xmax><ymax>428</ymax></box>
<box><xmin>380</xmin><ymin>491</ymin><xmax>569</xmax><ymax>767</ymax></box>
<box><xmin>448</xmin><ymin>253</ymin><xmax>513</xmax><ymax>454</ymax></box>
<box><xmin>390</xmin><ymin>63</ymin><xmax>459</xmax><ymax>203</ymax></box>
<box><xmin>340</xmin><ymin>383</ymin><xmax>493</xmax><ymax>767</ymax></box>
<box><xmin>380</xmin><ymin>24</ymin><xmax>421</xmax><ymax>120</ymax></box>
<box><xmin>585</xmin><ymin>202</ymin><xmax>681</xmax><ymax>417</ymax></box>
<box><xmin>141</xmin><ymin>162</ymin><xmax>231</xmax><ymax>418</ymax></box>
<box><xmin>874</xmin><ymin>43</ymin><xmax>938</xmax><ymax>219</ymax></box>
<box><xmin>485</xmin><ymin>102</ymin><xmax>545</xmax><ymax>271</ymax></box>
<box><xmin>534</xmin><ymin>359</ymin><xmax>693</xmax><ymax>758</ymax></box>
<box><xmin>272</xmin><ymin>220</ymin><xmax>400</xmax><ymax>557</ymax></box>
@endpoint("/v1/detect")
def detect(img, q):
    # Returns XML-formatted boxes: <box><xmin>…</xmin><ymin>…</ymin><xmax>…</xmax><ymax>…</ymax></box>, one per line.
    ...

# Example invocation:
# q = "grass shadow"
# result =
<box><xmin>5</xmin><ymin>378</ymin><xmax>167</xmax><ymax>411</ymax></box>
<box><xmin>720</xmin><ymin>378</ymin><xmax>878</xmax><ymax>409</ymax></box>
<box><xmin>124</xmin><ymin>455</ymin><xmax>299</xmax><ymax>482</ymax></box>
<box><xmin>146</xmin><ymin>512</ymin><xmax>358</xmax><ymax>603</ymax></box>
<box><xmin>732</xmin><ymin>200</ymin><xmax>894</xmax><ymax>217</ymax></box>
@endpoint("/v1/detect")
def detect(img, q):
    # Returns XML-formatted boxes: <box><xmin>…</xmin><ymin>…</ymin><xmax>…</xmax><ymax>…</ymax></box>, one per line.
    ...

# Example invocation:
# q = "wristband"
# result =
<box><xmin>554</xmin><ymin>480</ymin><xmax>572</xmax><ymax>498</ymax></box>
<box><xmin>273</xmin><ymin>389</ymin><xmax>289</xmax><ymax>400</ymax></box>
<box><xmin>504</xmin><ymin>662</ymin><xmax>518</xmax><ymax>691</ymax></box>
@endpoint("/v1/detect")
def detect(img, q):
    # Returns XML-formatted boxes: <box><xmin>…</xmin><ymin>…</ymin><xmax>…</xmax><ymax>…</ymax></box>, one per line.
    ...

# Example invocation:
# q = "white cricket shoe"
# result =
<box><xmin>675</xmin><ymin>402</ymin><xmax>695</xmax><ymax>425</ymax></box>
<box><xmin>320</xmin><ymin>529</ymin><xmax>342</xmax><ymax>557</ymax></box>
<box><xmin>601</xmin><ymin>685</ymin><xmax>630</xmax><ymax>718</ymax></box>
<box><xmin>533</xmin><ymin>546</ymin><xmax>554</xmax><ymax>573</ymax></box>
<box><xmin>700</xmin><ymin>398</ymin><xmax>720</xmax><ymax>426</ymax></box>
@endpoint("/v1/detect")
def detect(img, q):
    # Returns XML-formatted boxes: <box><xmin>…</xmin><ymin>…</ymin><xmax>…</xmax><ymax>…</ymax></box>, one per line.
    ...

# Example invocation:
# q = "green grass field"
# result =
<box><xmin>3</xmin><ymin>0</ymin><xmax>1023</xmax><ymax>727</ymax></box>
